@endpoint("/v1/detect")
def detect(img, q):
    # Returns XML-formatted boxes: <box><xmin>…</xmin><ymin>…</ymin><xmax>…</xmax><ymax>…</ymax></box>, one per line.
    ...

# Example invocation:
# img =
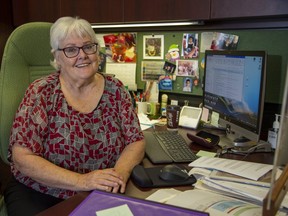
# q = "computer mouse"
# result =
<box><xmin>159</xmin><ymin>164</ymin><xmax>189</xmax><ymax>182</ymax></box>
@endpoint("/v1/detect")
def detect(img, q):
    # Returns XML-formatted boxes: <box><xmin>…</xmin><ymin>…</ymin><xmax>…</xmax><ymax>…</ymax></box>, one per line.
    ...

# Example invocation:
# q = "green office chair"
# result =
<box><xmin>0</xmin><ymin>22</ymin><xmax>55</xmax><ymax>215</ymax></box>
<box><xmin>0</xmin><ymin>22</ymin><xmax>54</xmax><ymax>164</ymax></box>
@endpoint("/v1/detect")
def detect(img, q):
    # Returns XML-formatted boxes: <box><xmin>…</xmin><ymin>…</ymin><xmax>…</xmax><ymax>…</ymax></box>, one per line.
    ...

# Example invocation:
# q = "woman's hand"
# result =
<box><xmin>78</xmin><ymin>168</ymin><xmax>125</xmax><ymax>193</ymax></box>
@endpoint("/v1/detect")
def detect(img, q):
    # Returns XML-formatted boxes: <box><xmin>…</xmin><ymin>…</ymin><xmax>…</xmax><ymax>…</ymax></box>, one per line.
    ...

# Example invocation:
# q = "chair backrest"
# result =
<box><xmin>0</xmin><ymin>22</ymin><xmax>54</xmax><ymax>164</ymax></box>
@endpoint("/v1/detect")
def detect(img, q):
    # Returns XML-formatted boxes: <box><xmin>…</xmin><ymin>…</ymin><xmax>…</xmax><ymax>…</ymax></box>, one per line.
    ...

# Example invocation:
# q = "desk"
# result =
<box><xmin>37</xmin><ymin>126</ymin><xmax>274</xmax><ymax>216</ymax></box>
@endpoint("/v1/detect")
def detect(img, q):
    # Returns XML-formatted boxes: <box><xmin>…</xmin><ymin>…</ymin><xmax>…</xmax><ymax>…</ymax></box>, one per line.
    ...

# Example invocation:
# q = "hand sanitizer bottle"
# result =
<box><xmin>161</xmin><ymin>94</ymin><xmax>168</xmax><ymax>117</ymax></box>
<box><xmin>267</xmin><ymin>114</ymin><xmax>280</xmax><ymax>149</ymax></box>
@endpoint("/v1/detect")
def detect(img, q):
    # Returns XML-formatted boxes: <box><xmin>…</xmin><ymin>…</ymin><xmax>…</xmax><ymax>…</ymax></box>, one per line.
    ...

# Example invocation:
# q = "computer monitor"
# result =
<box><xmin>203</xmin><ymin>50</ymin><xmax>267</xmax><ymax>146</ymax></box>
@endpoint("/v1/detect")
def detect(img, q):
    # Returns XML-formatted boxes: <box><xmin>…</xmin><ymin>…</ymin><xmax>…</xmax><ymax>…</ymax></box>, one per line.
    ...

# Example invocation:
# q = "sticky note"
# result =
<box><xmin>210</xmin><ymin>111</ymin><xmax>219</xmax><ymax>127</ymax></box>
<box><xmin>96</xmin><ymin>204</ymin><xmax>134</xmax><ymax>216</ymax></box>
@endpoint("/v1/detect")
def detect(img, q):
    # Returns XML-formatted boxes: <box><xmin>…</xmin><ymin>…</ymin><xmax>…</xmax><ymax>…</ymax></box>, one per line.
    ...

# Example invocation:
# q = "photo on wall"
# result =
<box><xmin>143</xmin><ymin>35</ymin><xmax>164</xmax><ymax>59</ymax></box>
<box><xmin>141</xmin><ymin>61</ymin><xmax>165</xmax><ymax>81</ymax></box>
<box><xmin>163</xmin><ymin>61</ymin><xmax>176</xmax><ymax>75</ymax></box>
<box><xmin>183</xmin><ymin>77</ymin><xmax>192</xmax><ymax>92</ymax></box>
<box><xmin>182</xmin><ymin>33</ymin><xmax>199</xmax><ymax>59</ymax></box>
<box><xmin>103</xmin><ymin>33</ymin><xmax>137</xmax><ymax>63</ymax></box>
<box><xmin>200</xmin><ymin>32</ymin><xmax>239</xmax><ymax>51</ymax></box>
<box><xmin>176</xmin><ymin>59</ymin><xmax>199</xmax><ymax>77</ymax></box>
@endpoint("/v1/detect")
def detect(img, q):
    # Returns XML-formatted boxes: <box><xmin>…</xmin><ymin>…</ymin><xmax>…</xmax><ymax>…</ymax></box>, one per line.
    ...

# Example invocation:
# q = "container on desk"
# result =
<box><xmin>166</xmin><ymin>105</ymin><xmax>181</xmax><ymax>131</ymax></box>
<box><xmin>148</xmin><ymin>102</ymin><xmax>160</xmax><ymax>119</ymax></box>
<box><xmin>136</xmin><ymin>102</ymin><xmax>151</xmax><ymax>115</ymax></box>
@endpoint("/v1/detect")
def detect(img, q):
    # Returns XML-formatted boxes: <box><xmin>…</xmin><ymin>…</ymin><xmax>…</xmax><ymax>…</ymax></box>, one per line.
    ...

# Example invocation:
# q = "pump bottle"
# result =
<box><xmin>161</xmin><ymin>94</ymin><xmax>168</xmax><ymax>117</ymax></box>
<box><xmin>267</xmin><ymin>114</ymin><xmax>280</xmax><ymax>149</ymax></box>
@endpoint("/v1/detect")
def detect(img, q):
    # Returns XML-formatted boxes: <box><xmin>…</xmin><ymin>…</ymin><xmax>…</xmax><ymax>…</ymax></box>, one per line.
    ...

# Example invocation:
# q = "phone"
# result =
<box><xmin>178</xmin><ymin>106</ymin><xmax>202</xmax><ymax>129</ymax></box>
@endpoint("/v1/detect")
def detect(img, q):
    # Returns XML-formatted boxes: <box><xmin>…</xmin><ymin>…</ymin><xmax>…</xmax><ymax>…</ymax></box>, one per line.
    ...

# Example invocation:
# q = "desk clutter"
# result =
<box><xmin>145</xmin><ymin>157</ymin><xmax>288</xmax><ymax>216</ymax></box>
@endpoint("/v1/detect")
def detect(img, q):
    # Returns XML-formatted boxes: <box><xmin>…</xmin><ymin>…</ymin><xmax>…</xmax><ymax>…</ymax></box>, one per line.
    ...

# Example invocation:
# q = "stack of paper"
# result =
<box><xmin>145</xmin><ymin>156</ymin><xmax>288</xmax><ymax>215</ymax></box>
<box><xmin>146</xmin><ymin>189</ymin><xmax>286</xmax><ymax>216</ymax></box>
<box><xmin>187</xmin><ymin>157</ymin><xmax>288</xmax><ymax>209</ymax></box>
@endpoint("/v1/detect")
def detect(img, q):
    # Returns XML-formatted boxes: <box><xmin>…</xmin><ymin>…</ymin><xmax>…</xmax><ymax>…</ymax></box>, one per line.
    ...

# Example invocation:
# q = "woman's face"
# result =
<box><xmin>55</xmin><ymin>34</ymin><xmax>99</xmax><ymax>80</ymax></box>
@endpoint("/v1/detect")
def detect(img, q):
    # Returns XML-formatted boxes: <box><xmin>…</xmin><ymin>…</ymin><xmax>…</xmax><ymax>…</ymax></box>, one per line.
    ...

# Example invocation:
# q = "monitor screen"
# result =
<box><xmin>203</xmin><ymin>50</ymin><xmax>267</xmax><ymax>146</ymax></box>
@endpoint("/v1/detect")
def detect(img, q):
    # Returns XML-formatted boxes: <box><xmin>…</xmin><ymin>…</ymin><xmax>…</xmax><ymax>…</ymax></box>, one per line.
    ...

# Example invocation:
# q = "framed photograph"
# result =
<box><xmin>163</xmin><ymin>61</ymin><xmax>176</xmax><ymax>74</ymax></box>
<box><xmin>182</xmin><ymin>77</ymin><xmax>192</xmax><ymax>92</ymax></box>
<box><xmin>143</xmin><ymin>35</ymin><xmax>164</xmax><ymax>59</ymax></box>
<box><xmin>182</xmin><ymin>33</ymin><xmax>199</xmax><ymax>59</ymax></box>
<box><xmin>176</xmin><ymin>59</ymin><xmax>199</xmax><ymax>77</ymax></box>
<box><xmin>141</xmin><ymin>61</ymin><xmax>165</xmax><ymax>81</ymax></box>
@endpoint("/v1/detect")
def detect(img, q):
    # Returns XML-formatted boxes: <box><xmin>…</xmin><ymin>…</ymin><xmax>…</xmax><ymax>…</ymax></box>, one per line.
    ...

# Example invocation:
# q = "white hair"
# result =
<box><xmin>50</xmin><ymin>17</ymin><xmax>98</xmax><ymax>69</ymax></box>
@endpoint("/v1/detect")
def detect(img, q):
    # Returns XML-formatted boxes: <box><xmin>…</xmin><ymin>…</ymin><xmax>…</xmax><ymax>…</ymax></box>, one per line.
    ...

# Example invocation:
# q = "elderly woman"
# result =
<box><xmin>4</xmin><ymin>16</ymin><xmax>145</xmax><ymax>215</ymax></box>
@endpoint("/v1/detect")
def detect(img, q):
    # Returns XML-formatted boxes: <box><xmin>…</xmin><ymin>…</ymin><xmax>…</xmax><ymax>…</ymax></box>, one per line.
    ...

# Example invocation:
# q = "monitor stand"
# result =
<box><xmin>218</xmin><ymin>134</ymin><xmax>272</xmax><ymax>153</ymax></box>
<box><xmin>232</xmin><ymin>136</ymin><xmax>257</xmax><ymax>148</ymax></box>
<box><xmin>217</xmin><ymin>134</ymin><xmax>256</xmax><ymax>149</ymax></box>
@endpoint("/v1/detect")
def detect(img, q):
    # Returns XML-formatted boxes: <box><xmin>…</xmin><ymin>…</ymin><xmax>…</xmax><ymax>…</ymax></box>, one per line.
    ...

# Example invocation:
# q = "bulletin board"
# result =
<box><xmin>97</xmin><ymin>29</ymin><xmax>288</xmax><ymax>104</ymax></box>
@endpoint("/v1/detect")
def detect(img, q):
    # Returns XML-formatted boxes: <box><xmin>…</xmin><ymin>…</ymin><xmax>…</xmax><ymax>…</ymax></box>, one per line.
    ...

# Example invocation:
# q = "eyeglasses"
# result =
<box><xmin>58</xmin><ymin>43</ymin><xmax>98</xmax><ymax>58</ymax></box>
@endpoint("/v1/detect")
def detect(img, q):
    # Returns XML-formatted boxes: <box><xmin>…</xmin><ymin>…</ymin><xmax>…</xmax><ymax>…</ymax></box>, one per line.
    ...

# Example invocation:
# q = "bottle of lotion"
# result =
<box><xmin>267</xmin><ymin>114</ymin><xmax>280</xmax><ymax>149</ymax></box>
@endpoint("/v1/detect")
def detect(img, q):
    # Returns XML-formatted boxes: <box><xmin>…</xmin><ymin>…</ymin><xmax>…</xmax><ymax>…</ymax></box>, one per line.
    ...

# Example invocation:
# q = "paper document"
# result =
<box><xmin>196</xmin><ymin>177</ymin><xmax>288</xmax><ymax>209</ymax></box>
<box><xmin>106</xmin><ymin>63</ymin><xmax>137</xmax><ymax>90</ymax></box>
<box><xmin>96</xmin><ymin>204</ymin><xmax>133</xmax><ymax>216</ymax></box>
<box><xmin>189</xmin><ymin>156</ymin><xmax>273</xmax><ymax>181</ymax></box>
<box><xmin>137</xmin><ymin>113</ymin><xmax>159</xmax><ymax>130</ymax></box>
<box><xmin>146</xmin><ymin>188</ymin><xmax>182</xmax><ymax>203</ymax></box>
<box><xmin>209</xmin><ymin>169</ymin><xmax>271</xmax><ymax>187</ymax></box>
<box><xmin>146</xmin><ymin>189</ymin><xmax>287</xmax><ymax>216</ymax></box>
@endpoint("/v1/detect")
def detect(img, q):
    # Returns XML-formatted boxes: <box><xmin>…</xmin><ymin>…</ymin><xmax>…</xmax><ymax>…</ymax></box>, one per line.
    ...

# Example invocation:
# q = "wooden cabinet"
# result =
<box><xmin>124</xmin><ymin>0</ymin><xmax>210</xmax><ymax>22</ymax></box>
<box><xmin>12</xmin><ymin>0</ymin><xmax>288</xmax><ymax>27</ymax></box>
<box><xmin>12</xmin><ymin>0</ymin><xmax>124</xmax><ymax>26</ymax></box>
<box><xmin>211</xmin><ymin>0</ymin><xmax>288</xmax><ymax>19</ymax></box>
<box><xmin>12</xmin><ymin>0</ymin><xmax>210</xmax><ymax>27</ymax></box>
<box><xmin>60</xmin><ymin>0</ymin><xmax>124</xmax><ymax>23</ymax></box>
<box><xmin>12</xmin><ymin>0</ymin><xmax>61</xmax><ymax>26</ymax></box>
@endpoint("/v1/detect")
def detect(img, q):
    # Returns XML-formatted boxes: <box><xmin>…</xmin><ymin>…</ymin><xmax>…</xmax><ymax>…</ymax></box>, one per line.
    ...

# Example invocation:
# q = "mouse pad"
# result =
<box><xmin>131</xmin><ymin>165</ymin><xmax>197</xmax><ymax>188</ymax></box>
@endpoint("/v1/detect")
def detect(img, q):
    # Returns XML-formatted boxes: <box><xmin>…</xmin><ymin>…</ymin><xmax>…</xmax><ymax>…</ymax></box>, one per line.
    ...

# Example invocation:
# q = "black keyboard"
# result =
<box><xmin>144</xmin><ymin>130</ymin><xmax>198</xmax><ymax>164</ymax></box>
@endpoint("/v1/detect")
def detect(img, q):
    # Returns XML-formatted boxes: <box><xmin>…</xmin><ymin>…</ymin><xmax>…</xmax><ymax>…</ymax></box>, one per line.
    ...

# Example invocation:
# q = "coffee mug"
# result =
<box><xmin>147</xmin><ymin>102</ymin><xmax>160</xmax><ymax>117</ymax></box>
<box><xmin>136</xmin><ymin>102</ymin><xmax>152</xmax><ymax>114</ymax></box>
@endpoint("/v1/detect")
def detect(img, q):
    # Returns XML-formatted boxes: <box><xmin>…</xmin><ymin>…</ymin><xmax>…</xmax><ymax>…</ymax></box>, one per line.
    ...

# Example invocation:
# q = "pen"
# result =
<box><xmin>132</xmin><ymin>91</ymin><xmax>138</xmax><ymax>102</ymax></box>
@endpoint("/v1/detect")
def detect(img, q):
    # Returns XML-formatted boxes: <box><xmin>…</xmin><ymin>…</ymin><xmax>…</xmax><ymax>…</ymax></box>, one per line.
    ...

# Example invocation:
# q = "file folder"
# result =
<box><xmin>69</xmin><ymin>189</ymin><xmax>209</xmax><ymax>216</ymax></box>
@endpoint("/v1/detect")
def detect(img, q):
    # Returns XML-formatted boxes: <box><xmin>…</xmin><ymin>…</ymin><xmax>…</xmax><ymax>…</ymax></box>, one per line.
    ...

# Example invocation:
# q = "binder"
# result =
<box><xmin>69</xmin><ymin>189</ymin><xmax>209</xmax><ymax>216</ymax></box>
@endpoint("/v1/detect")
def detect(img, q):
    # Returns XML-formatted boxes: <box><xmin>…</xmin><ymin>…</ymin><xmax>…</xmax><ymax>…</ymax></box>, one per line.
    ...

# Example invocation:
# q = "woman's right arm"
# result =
<box><xmin>12</xmin><ymin>144</ymin><xmax>125</xmax><ymax>192</ymax></box>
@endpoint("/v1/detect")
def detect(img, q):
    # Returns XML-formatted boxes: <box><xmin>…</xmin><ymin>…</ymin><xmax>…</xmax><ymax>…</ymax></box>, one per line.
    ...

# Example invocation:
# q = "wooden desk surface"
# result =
<box><xmin>37</xmin><ymin>126</ymin><xmax>274</xmax><ymax>216</ymax></box>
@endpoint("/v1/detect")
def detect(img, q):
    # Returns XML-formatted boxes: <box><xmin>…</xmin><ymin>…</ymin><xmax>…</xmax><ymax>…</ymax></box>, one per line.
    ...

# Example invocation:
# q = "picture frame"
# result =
<box><xmin>176</xmin><ymin>59</ymin><xmax>199</xmax><ymax>77</ymax></box>
<box><xmin>143</xmin><ymin>35</ymin><xmax>164</xmax><ymax>59</ymax></box>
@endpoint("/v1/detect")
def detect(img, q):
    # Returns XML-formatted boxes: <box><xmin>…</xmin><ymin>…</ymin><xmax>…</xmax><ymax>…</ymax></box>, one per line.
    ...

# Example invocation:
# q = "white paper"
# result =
<box><xmin>188</xmin><ymin>167</ymin><xmax>213</xmax><ymax>180</ymax></box>
<box><xmin>96</xmin><ymin>204</ymin><xmax>133</xmax><ymax>216</ymax></box>
<box><xmin>137</xmin><ymin>113</ymin><xmax>159</xmax><ymax>131</ymax></box>
<box><xmin>95</xmin><ymin>34</ymin><xmax>107</xmax><ymax>48</ymax></box>
<box><xmin>106</xmin><ymin>63</ymin><xmax>137</xmax><ymax>90</ymax></box>
<box><xmin>146</xmin><ymin>188</ymin><xmax>182</xmax><ymax>203</ymax></box>
<box><xmin>210</xmin><ymin>111</ymin><xmax>219</xmax><ymax>127</ymax></box>
<box><xmin>189</xmin><ymin>156</ymin><xmax>273</xmax><ymax>181</ymax></box>
<box><xmin>201</xmin><ymin>107</ymin><xmax>209</xmax><ymax>122</ymax></box>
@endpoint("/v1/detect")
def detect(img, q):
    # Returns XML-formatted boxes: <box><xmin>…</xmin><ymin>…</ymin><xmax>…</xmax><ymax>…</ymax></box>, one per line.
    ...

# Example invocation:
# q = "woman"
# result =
<box><xmin>4</xmin><ymin>16</ymin><xmax>145</xmax><ymax>215</ymax></box>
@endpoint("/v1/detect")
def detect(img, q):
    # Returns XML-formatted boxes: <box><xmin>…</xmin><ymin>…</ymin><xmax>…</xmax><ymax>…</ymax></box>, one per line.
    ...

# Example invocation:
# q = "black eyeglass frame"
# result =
<box><xmin>57</xmin><ymin>43</ymin><xmax>98</xmax><ymax>58</ymax></box>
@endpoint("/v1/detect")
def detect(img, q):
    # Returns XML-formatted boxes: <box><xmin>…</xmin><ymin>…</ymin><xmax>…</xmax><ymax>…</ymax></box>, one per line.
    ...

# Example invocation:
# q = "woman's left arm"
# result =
<box><xmin>113</xmin><ymin>139</ymin><xmax>145</xmax><ymax>193</ymax></box>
